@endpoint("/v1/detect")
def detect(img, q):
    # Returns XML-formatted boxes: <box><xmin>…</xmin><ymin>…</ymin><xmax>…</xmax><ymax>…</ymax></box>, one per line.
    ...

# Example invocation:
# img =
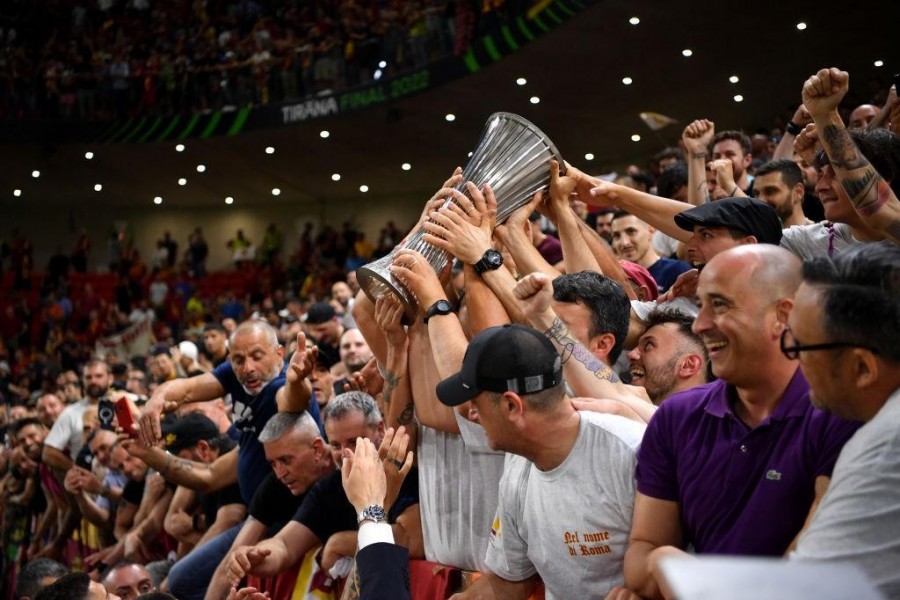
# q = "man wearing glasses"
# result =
<box><xmin>621</xmin><ymin>245</ymin><xmax>859</xmax><ymax>599</ymax></box>
<box><xmin>786</xmin><ymin>245</ymin><xmax>900</xmax><ymax>598</ymax></box>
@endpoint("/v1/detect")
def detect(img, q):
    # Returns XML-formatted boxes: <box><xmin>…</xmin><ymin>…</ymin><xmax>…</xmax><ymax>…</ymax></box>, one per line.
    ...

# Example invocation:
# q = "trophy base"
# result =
<box><xmin>355</xmin><ymin>264</ymin><xmax>419</xmax><ymax>323</ymax></box>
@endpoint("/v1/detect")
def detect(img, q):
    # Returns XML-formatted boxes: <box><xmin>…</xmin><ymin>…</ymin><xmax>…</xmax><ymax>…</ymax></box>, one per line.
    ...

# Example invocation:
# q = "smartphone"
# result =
<box><xmin>98</xmin><ymin>399</ymin><xmax>116</xmax><ymax>431</ymax></box>
<box><xmin>115</xmin><ymin>396</ymin><xmax>138</xmax><ymax>437</ymax></box>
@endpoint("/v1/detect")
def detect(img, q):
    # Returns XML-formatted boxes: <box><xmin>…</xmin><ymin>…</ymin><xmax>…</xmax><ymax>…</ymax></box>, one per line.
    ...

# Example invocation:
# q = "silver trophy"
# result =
<box><xmin>356</xmin><ymin>112</ymin><xmax>565</xmax><ymax>315</ymax></box>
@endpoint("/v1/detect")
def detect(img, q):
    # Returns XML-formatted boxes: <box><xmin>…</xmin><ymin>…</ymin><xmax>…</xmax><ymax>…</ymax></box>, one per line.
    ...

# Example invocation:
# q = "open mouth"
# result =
<box><xmin>704</xmin><ymin>340</ymin><xmax>728</xmax><ymax>355</ymax></box>
<box><xmin>630</xmin><ymin>367</ymin><xmax>646</xmax><ymax>382</ymax></box>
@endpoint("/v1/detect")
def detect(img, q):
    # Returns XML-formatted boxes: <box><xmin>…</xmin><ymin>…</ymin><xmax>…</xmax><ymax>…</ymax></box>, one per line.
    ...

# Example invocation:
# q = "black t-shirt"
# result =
<box><xmin>248</xmin><ymin>472</ymin><xmax>307</xmax><ymax>530</ymax></box>
<box><xmin>291</xmin><ymin>467</ymin><xmax>419</xmax><ymax>543</ymax></box>
<box><xmin>122</xmin><ymin>479</ymin><xmax>146</xmax><ymax>505</ymax></box>
<box><xmin>199</xmin><ymin>481</ymin><xmax>245</xmax><ymax>526</ymax></box>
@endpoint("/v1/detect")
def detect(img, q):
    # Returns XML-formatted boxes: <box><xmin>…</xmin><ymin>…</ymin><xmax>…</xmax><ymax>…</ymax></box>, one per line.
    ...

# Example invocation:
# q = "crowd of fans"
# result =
<box><xmin>0</xmin><ymin>0</ymin><xmax>531</xmax><ymax>121</ymax></box>
<box><xmin>1</xmin><ymin>64</ymin><xmax>899</xmax><ymax>600</ymax></box>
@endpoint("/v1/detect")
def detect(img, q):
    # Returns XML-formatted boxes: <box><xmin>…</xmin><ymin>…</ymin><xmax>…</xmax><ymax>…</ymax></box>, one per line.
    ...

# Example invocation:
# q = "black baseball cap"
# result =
<box><xmin>674</xmin><ymin>197</ymin><xmax>783</xmax><ymax>245</ymax></box>
<box><xmin>436</xmin><ymin>324</ymin><xmax>563</xmax><ymax>407</ymax></box>
<box><xmin>303</xmin><ymin>301</ymin><xmax>336</xmax><ymax>324</ymax></box>
<box><xmin>162</xmin><ymin>413</ymin><xmax>220</xmax><ymax>454</ymax></box>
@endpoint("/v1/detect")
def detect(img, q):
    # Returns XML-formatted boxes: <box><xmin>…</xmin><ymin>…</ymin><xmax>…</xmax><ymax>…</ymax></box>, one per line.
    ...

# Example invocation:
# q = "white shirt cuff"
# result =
<box><xmin>358</xmin><ymin>522</ymin><xmax>395</xmax><ymax>550</ymax></box>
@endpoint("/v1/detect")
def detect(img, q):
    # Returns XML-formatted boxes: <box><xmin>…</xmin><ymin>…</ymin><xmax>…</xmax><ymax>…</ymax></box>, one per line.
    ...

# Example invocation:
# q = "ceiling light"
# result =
<box><xmin>175</xmin><ymin>144</ymin><xmax>185</xmax><ymax>152</ymax></box>
<box><xmin>31</xmin><ymin>170</ymin><xmax>40</xmax><ymax>178</ymax></box>
<box><xmin>331</xmin><ymin>173</ymin><xmax>341</xmax><ymax>182</ymax></box>
<box><xmin>401</xmin><ymin>163</ymin><xmax>412</xmax><ymax>171</ymax></box>
<box><xmin>378</xmin><ymin>60</ymin><xmax>387</xmax><ymax>68</ymax></box>
<box><xmin>445</xmin><ymin>113</ymin><xmax>456</xmax><ymax>122</ymax></box>
<box><xmin>178</xmin><ymin>178</ymin><xmax>187</xmax><ymax>186</ymax></box>
<box><xmin>874</xmin><ymin>60</ymin><xmax>884</xmax><ymax>67</ymax></box>
<box><xmin>271</xmin><ymin>188</ymin><xmax>281</xmax><ymax>196</ymax></box>
<box><xmin>629</xmin><ymin>16</ymin><xmax>640</xmax><ymax>25</ymax></box>
<box><xmin>84</xmin><ymin>151</ymin><xmax>94</xmax><ymax>160</ymax></box>
<box><xmin>516</xmin><ymin>77</ymin><xmax>527</xmax><ymax>86</ymax></box>
<box><xmin>374</xmin><ymin>69</ymin><xmax>383</xmax><ymax>80</ymax></box>
<box><xmin>729</xmin><ymin>75</ymin><xmax>740</xmax><ymax>83</ymax></box>
<box><xmin>94</xmin><ymin>184</ymin><xmax>102</xmax><ymax>192</ymax></box>
<box><xmin>796</xmin><ymin>22</ymin><xmax>807</xmax><ymax>30</ymax></box>
<box><xmin>631</xmin><ymin>134</ymin><xmax>641</xmax><ymax>142</ymax></box>
<box><xmin>265</xmin><ymin>146</ymin><xmax>275</xmax><ymax>154</ymax></box>
<box><xmin>154</xmin><ymin>196</ymin><xmax>163</xmax><ymax>204</ymax></box>
<box><xmin>622</xmin><ymin>77</ymin><xmax>633</xmax><ymax>85</ymax></box>
<box><xmin>468</xmin><ymin>151</ymin><xmax>473</xmax><ymax>157</ymax></box>
<box><xmin>320</xmin><ymin>130</ymin><xmax>330</xmax><ymax>139</ymax></box>
<box><xmin>733</xmin><ymin>94</ymin><xmax>744</xmax><ymax>102</ymax></box>
<box><xmin>196</xmin><ymin>164</ymin><xmax>206</xmax><ymax>173</ymax></box>
<box><xmin>13</xmin><ymin>189</ymin><xmax>21</xmax><ymax>197</ymax></box>
<box><xmin>225</xmin><ymin>197</ymin><xmax>234</xmax><ymax>205</ymax></box>
<box><xmin>359</xmin><ymin>185</ymin><xmax>369</xmax><ymax>193</ymax></box>
<box><xmin>530</xmin><ymin>96</ymin><xmax>540</xmax><ymax>104</ymax></box>
<box><xmin>585</xmin><ymin>153</ymin><xmax>594</xmax><ymax>161</ymax></box>
<box><xmin>682</xmin><ymin>49</ymin><xmax>693</xmax><ymax>57</ymax></box>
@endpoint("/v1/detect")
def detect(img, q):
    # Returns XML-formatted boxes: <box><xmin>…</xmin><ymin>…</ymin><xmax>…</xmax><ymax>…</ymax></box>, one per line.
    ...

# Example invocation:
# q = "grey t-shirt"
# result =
<box><xmin>780</xmin><ymin>222</ymin><xmax>895</xmax><ymax>260</ymax></box>
<box><xmin>791</xmin><ymin>388</ymin><xmax>900</xmax><ymax>598</ymax></box>
<box><xmin>417</xmin><ymin>413</ymin><xmax>505</xmax><ymax>572</ymax></box>
<box><xmin>486</xmin><ymin>411</ymin><xmax>645</xmax><ymax>599</ymax></box>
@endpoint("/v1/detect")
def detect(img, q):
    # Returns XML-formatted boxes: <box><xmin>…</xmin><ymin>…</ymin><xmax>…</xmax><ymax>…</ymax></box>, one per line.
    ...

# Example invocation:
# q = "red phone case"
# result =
<box><xmin>115</xmin><ymin>397</ymin><xmax>137</xmax><ymax>437</ymax></box>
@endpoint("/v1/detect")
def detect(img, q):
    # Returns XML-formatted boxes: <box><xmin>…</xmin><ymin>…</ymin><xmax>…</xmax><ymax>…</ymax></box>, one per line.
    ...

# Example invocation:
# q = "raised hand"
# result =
<box><xmin>286</xmin><ymin>331</ymin><xmax>316</xmax><ymax>385</ymax></box>
<box><xmin>802</xmin><ymin>67</ymin><xmax>849</xmax><ymax>119</ymax></box>
<box><xmin>341</xmin><ymin>436</ymin><xmax>388</xmax><ymax>513</ymax></box>
<box><xmin>374</xmin><ymin>296</ymin><xmax>408</xmax><ymax>349</ymax></box>
<box><xmin>389</xmin><ymin>249</ymin><xmax>447</xmax><ymax>311</ymax></box>
<box><xmin>422</xmin><ymin>186</ymin><xmax>495</xmax><ymax>264</ymax></box>
<box><xmin>707</xmin><ymin>159</ymin><xmax>738</xmax><ymax>195</ymax></box>
<box><xmin>512</xmin><ymin>272</ymin><xmax>556</xmax><ymax>330</ymax></box>
<box><xmin>682</xmin><ymin>119</ymin><xmax>715</xmax><ymax>155</ymax></box>
<box><xmin>793</xmin><ymin>123</ymin><xmax>820</xmax><ymax>164</ymax></box>
<box><xmin>377</xmin><ymin>426</ymin><xmax>414</xmax><ymax>511</ymax></box>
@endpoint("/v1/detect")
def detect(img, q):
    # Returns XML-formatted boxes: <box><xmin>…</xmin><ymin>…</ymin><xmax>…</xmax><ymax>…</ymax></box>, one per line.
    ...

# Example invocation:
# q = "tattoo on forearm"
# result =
<box><xmin>382</xmin><ymin>370</ymin><xmax>400</xmax><ymax>408</ymax></box>
<box><xmin>543</xmin><ymin>317</ymin><xmax>614</xmax><ymax>381</ymax></box>
<box><xmin>821</xmin><ymin>125</ymin><xmax>894</xmax><ymax>219</ymax></box>
<box><xmin>821</xmin><ymin>125</ymin><xmax>867</xmax><ymax>171</ymax></box>
<box><xmin>398</xmin><ymin>402</ymin><xmax>415</xmax><ymax>426</ymax></box>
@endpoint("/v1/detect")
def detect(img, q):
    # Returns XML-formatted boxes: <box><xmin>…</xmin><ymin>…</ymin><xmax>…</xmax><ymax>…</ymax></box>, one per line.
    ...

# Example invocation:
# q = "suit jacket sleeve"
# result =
<box><xmin>357</xmin><ymin>542</ymin><xmax>411</xmax><ymax>600</ymax></box>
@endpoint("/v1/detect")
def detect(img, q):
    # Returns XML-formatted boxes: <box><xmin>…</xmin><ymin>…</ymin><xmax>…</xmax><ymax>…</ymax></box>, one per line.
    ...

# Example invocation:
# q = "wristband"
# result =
<box><xmin>785</xmin><ymin>121</ymin><xmax>803</xmax><ymax>136</ymax></box>
<box><xmin>731</xmin><ymin>186</ymin><xmax>740</xmax><ymax>197</ymax></box>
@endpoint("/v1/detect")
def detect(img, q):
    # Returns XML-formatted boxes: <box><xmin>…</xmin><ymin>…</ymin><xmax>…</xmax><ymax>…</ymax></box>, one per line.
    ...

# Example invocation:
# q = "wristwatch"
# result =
<box><xmin>357</xmin><ymin>504</ymin><xmax>387</xmax><ymax>525</ymax></box>
<box><xmin>424</xmin><ymin>299</ymin><xmax>452</xmax><ymax>324</ymax></box>
<box><xmin>472</xmin><ymin>249</ymin><xmax>504</xmax><ymax>274</ymax></box>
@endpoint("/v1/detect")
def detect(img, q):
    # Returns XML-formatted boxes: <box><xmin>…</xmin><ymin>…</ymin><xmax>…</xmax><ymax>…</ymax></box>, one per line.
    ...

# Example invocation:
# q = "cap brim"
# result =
<box><xmin>673</xmin><ymin>211</ymin><xmax>703</xmax><ymax>232</ymax></box>
<box><xmin>436</xmin><ymin>372</ymin><xmax>480</xmax><ymax>407</ymax></box>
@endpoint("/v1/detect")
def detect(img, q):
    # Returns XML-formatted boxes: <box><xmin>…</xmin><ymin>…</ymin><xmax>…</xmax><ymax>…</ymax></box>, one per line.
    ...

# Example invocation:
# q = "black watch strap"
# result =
<box><xmin>473</xmin><ymin>249</ymin><xmax>503</xmax><ymax>275</ymax></box>
<box><xmin>424</xmin><ymin>299</ymin><xmax>452</xmax><ymax>324</ymax></box>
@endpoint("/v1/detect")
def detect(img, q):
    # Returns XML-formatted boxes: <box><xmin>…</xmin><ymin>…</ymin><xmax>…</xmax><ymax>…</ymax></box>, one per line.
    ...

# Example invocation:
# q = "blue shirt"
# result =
<box><xmin>647</xmin><ymin>257</ymin><xmax>692</xmax><ymax>294</ymax></box>
<box><xmin>213</xmin><ymin>361</ymin><xmax>323</xmax><ymax>503</ymax></box>
<box><xmin>635</xmin><ymin>369</ymin><xmax>859</xmax><ymax>555</ymax></box>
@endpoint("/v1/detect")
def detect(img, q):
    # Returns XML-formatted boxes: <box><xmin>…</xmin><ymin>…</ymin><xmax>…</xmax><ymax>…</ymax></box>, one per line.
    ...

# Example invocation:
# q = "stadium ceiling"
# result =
<box><xmin>1</xmin><ymin>0</ymin><xmax>895</xmax><ymax>210</ymax></box>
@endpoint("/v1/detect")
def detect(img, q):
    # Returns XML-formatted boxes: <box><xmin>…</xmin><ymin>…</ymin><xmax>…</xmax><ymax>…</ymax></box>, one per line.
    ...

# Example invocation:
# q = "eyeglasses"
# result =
<box><xmin>780</xmin><ymin>326</ymin><xmax>879</xmax><ymax>360</ymax></box>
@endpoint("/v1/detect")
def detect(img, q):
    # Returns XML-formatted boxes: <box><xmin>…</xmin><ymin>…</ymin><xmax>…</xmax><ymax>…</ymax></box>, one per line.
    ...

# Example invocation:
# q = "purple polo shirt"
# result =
<box><xmin>635</xmin><ymin>368</ymin><xmax>859</xmax><ymax>556</ymax></box>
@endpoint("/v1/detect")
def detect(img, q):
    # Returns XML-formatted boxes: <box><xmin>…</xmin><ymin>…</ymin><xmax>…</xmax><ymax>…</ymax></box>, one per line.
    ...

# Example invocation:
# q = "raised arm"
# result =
<box><xmin>802</xmin><ymin>67</ymin><xmax>900</xmax><ymax>242</ymax></box>
<box><xmin>568</xmin><ymin>165</ymin><xmax>692</xmax><ymax>243</ymax></box>
<box><xmin>682</xmin><ymin>119</ymin><xmax>715</xmax><ymax>206</ymax></box>
<box><xmin>138</xmin><ymin>373</ymin><xmax>225</xmax><ymax>446</ymax></box>
<box><xmin>276</xmin><ymin>331</ymin><xmax>315</xmax><ymax>413</ymax></box>
<box><xmin>373</xmin><ymin>296</ymin><xmax>416</xmax><ymax>440</ymax></box>
<box><xmin>546</xmin><ymin>161</ymin><xmax>602</xmax><ymax>273</ymax></box>
<box><xmin>773</xmin><ymin>106</ymin><xmax>813</xmax><ymax>160</ymax></box>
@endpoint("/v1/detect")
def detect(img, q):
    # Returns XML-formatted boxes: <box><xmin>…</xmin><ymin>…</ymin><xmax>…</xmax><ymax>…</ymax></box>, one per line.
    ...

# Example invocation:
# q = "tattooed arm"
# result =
<box><xmin>803</xmin><ymin>67</ymin><xmax>900</xmax><ymax>243</ymax></box>
<box><xmin>374</xmin><ymin>296</ymin><xmax>417</xmax><ymax>447</ymax></box>
<box><xmin>121</xmin><ymin>439</ymin><xmax>238</xmax><ymax>493</ymax></box>
<box><xmin>513</xmin><ymin>273</ymin><xmax>656</xmax><ymax>424</ymax></box>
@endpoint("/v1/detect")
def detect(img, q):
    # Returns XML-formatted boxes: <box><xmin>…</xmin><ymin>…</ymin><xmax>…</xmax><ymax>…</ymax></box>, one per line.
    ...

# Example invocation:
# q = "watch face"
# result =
<box><xmin>487</xmin><ymin>251</ymin><xmax>503</xmax><ymax>267</ymax></box>
<box><xmin>436</xmin><ymin>300</ymin><xmax>452</xmax><ymax>313</ymax></box>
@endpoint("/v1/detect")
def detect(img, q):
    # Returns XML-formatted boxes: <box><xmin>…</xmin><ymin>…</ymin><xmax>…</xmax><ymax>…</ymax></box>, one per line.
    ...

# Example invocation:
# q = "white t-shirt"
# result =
<box><xmin>781</xmin><ymin>222</ymin><xmax>895</xmax><ymax>260</ymax></box>
<box><xmin>486</xmin><ymin>411</ymin><xmax>644</xmax><ymax>599</ymax></box>
<box><xmin>44</xmin><ymin>399</ymin><xmax>93</xmax><ymax>459</ymax></box>
<box><xmin>417</xmin><ymin>413</ymin><xmax>505</xmax><ymax>572</ymax></box>
<box><xmin>791</xmin><ymin>388</ymin><xmax>900</xmax><ymax>598</ymax></box>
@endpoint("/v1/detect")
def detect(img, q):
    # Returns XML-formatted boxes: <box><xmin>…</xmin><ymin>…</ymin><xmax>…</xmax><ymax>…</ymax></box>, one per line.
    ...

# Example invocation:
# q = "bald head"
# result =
<box><xmin>229</xmin><ymin>320</ymin><xmax>279</xmax><ymax>349</ymax></box>
<box><xmin>849</xmin><ymin>104</ymin><xmax>877</xmax><ymax>129</ymax></box>
<box><xmin>705</xmin><ymin>244</ymin><xmax>802</xmax><ymax>303</ymax></box>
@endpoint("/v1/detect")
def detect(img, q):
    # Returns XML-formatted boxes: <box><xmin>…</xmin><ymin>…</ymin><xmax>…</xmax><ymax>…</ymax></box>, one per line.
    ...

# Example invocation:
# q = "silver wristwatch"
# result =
<box><xmin>356</xmin><ymin>504</ymin><xmax>387</xmax><ymax>525</ymax></box>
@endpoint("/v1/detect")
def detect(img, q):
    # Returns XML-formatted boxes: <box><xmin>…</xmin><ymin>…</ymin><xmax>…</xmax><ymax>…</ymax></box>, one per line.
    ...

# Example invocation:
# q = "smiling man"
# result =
<box><xmin>611</xmin><ymin>212</ymin><xmax>691</xmax><ymax>293</ymax></box>
<box><xmin>625</xmin><ymin>309</ymin><xmax>708</xmax><ymax>404</ymax></box>
<box><xmin>621</xmin><ymin>245</ymin><xmax>859</xmax><ymax>599</ymax></box>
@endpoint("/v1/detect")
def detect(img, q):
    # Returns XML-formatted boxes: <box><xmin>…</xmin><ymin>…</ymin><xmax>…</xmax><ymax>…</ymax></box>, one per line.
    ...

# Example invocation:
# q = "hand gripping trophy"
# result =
<box><xmin>356</xmin><ymin>112</ymin><xmax>565</xmax><ymax>317</ymax></box>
